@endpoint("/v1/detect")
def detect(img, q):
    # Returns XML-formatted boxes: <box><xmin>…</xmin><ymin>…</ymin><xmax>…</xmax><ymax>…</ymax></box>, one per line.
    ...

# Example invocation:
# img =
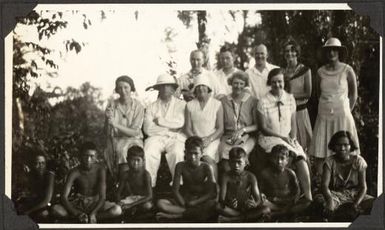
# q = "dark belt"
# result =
<box><xmin>296</xmin><ymin>103</ymin><xmax>308</xmax><ymax>111</ymax></box>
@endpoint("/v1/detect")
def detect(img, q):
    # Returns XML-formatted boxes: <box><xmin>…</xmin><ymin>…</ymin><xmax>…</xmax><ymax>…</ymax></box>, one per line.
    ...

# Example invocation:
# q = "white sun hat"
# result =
<box><xmin>145</xmin><ymin>73</ymin><xmax>178</xmax><ymax>91</ymax></box>
<box><xmin>322</xmin><ymin>37</ymin><xmax>347</xmax><ymax>56</ymax></box>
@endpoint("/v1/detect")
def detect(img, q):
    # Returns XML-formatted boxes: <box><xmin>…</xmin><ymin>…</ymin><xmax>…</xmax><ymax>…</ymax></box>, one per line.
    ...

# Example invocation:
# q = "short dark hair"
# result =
<box><xmin>185</xmin><ymin>136</ymin><xmax>204</xmax><ymax>151</ymax></box>
<box><xmin>228</xmin><ymin>70</ymin><xmax>249</xmax><ymax>87</ymax></box>
<box><xmin>127</xmin><ymin>145</ymin><xmax>145</xmax><ymax>160</ymax></box>
<box><xmin>328</xmin><ymin>131</ymin><xmax>358</xmax><ymax>152</ymax></box>
<box><xmin>29</xmin><ymin>150</ymin><xmax>47</xmax><ymax>163</ymax></box>
<box><xmin>115</xmin><ymin>75</ymin><xmax>136</xmax><ymax>92</ymax></box>
<box><xmin>267</xmin><ymin>68</ymin><xmax>284</xmax><ymax>86</ymax></box>
<box><xmin>271</xmin><ymin>144</ymin><xmax>290</xmax><ymax>157</ymax></box>
<box><xmin>283</xmin><ymin>39</ymin><xmax>301</xmax><ymax>58</ymax></box>
<box><xmin>219</xmin><ymin>43</ymin><xmax>236</xmax><ymax>56</ymax></box>
<box><xmin>229</xmin><ymin>147</ymin><xmax>247</xmax><ymax>160</ymax></box>
<box><xmin>79</xmin><ymin>141</ymin><xmax>97</xmax><ymax>155</ymax></box>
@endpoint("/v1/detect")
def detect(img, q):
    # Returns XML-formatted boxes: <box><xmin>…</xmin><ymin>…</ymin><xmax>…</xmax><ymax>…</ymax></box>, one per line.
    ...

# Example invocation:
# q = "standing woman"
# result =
<box><xmin>104</xmin><ymin>76</ymin><xmax>144</xmax><ymax>181</ymax></box>
<box><xmin>218</xmin><ymin>71</ymin><xmax>258</xmax><ymax>173</ymax></box>
<box><xmin>257</xmin><ymin>68</ymin><xmax>312</xmax><ymax>202</ymax></box>
<box><xmin>283</xmin><ymin>40</ymin><xmax>312</xmax><ymax>153</ymax></box>
<box><xmin>310</xmin><ymin>37</ymin><xmax>360</xmax><ymax>176</ymax></box>
<box><xmin>185</xmin><ymin>74</ymin><xmax>224</xmax><ymax>178</ymax></box>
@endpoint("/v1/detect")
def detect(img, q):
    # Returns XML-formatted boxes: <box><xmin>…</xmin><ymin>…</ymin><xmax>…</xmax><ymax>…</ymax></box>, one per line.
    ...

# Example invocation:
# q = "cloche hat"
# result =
<box><xmin>145</xmin><ymin>73</ymin><xmax>179</xmax><ymax>91</ymax></box>
<box><xmin>192</xmin><ymin>73</ymin><xmax>212</xmax><ymax>92</ymax></box>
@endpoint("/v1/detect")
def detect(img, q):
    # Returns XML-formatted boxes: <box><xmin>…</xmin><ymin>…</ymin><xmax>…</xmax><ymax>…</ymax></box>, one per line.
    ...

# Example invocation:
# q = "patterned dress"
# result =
<box><xmin>219</xmin><ymin>93</ymin><xmax>258</xmax><ymax>159</ymax></box>
<box><xmin>257</xmin><ymin>91</ymin><xmax>306</xmax><ymax>159</ymax></box>
<box><xmin>104</xmin><ymin>98</ymin><xmax>144</xmax><ymax>178</ymax></box>
<box><xmin>315</xmin><ymin>155</ymin><xmax>373</xmax><ymax>209</ymax></box>
<box><xmin>310</xmin><ymin>64</ymin><xmax>360</xmax><ymax>158</ymax></box>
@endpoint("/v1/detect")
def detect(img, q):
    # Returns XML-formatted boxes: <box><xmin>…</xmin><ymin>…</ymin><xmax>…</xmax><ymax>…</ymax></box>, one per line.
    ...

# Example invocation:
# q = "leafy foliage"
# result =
<box><xmin>12</xmin><ymin>82</ymin><xmax>106</xmax><ymax>200</ymax></box>
<box><xmin>12</xmin><ymin>10</ymin><xmax>105</xmax><ymax>200</ymax></box>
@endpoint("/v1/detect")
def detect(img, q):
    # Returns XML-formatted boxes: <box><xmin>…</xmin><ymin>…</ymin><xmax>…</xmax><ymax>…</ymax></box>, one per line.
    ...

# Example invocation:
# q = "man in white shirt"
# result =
<box><xmin>144</xmin><ymin>74</ymin><xmax>186</xmax><ymax>187</ymax></box>
<box><xmin>246</xmin><ymin>44</ymin><xmax>279</xmax><ymax>99</ymax></box>
<box><xmin>213</xmin><ymin>44</ymin><xmax>240</xmax><ymax>99</ymax></box>
<box><xmin>177</xmin><ymin>50</ymin><xmax>219</xmax><ymax>101</ymax></box>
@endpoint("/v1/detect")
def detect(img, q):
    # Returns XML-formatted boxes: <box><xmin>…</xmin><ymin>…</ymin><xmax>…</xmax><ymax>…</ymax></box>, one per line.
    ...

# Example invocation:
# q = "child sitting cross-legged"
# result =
<box><xmin>217</xmin><ymin>147</ymin><xmax>267</xmax><ymax>222</ymax></box>
<box><xmin>52</xmin><ymin>141</ymin><xmax>122</xmax><ymax>223</ymax></box>
<box><xmin>116</xmin><ymin>146</ymin><xmax>153</xmax><ymax>217</ymax></box>
<box><xmin>17</xmin><ymin>152</ymin><xmax>55</xmax><ymax>223</ymax></box>
<box><xmin>259</xmin><ymin>144</ymin><xmax>311</xmax><ymax>220</ymax></box>
<box><xmin>156</xmin><ymin>136</ymin><xmax>217</xmax><ymax>222</ymax></box>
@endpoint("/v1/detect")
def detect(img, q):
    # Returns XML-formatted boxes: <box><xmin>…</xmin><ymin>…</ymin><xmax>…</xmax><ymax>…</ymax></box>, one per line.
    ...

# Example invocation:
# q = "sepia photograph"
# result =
<box><xmin>3</xmin><ymin>3</ymin><xmax>382</xmax><ymax>228</ymax></box>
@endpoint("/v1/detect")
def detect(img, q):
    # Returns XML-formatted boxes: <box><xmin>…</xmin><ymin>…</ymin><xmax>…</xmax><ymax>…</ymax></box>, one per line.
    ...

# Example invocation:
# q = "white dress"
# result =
<box><xmin>310</xmin><ymin>64</ymin><xmax>360</xmax><ymax>158</ymax></box>
<box><xmin>186</xmin><ymin>97</ymin><xmax>222</xmax><ymax>162</ymax></box>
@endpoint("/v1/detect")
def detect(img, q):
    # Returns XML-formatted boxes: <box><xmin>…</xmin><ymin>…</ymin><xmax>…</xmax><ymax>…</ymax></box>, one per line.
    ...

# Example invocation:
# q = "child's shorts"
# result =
<box><xmin>69</xmin><ymin>193</ymin><xmax>116</xmax><ymax>214</ymax></box>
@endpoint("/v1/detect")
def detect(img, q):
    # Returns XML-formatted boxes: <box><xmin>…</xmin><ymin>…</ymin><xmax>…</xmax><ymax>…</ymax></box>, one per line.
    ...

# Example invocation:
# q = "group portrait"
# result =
<box><xmin>5</xmin><ymin>3</ymin><xmax>382</xmax><ymax>227</ymax></box>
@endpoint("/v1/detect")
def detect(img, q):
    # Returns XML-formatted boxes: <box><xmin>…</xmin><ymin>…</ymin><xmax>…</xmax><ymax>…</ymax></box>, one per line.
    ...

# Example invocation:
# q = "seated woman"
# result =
<box><xmin>104</xmin><ymin>75</ymin><xmax>144</xmax><ymax>181</ymax></box>
<box><xmin>17</xmin><ymin>152</ymin><xmax>55</xmax><ymax>223</ymax></box>
<box><xmin>315</xmin><ymin>131</ymin><xmax>374</xmax><ymax>221</ymax></box>
<box><xmin>218</xmin><ymin>71</ymin><xmax>258</xmax><ymax>174</ymax></box>
<box><xmin>256</xmin><ymin>68</ymin><xmax>312</xmax><ymax>202</ymax></box>
<box><xmin>185</xmin><ymin>74</ymin><xmax>224</xmax><ymax>179</ymax></box>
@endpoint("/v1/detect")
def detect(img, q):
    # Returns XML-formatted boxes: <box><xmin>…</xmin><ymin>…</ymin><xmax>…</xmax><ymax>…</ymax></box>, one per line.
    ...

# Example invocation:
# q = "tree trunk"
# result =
<box><xmin>196</xmin><ymin>11</ymin><xmax>211</xmax><ymax>69</ymax></box>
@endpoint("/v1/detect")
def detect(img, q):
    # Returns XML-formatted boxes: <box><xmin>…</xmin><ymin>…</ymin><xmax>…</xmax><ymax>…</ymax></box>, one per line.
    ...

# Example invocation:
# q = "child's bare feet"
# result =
<box><xmin>155</xmin><ymin>212</ymin><xmax>181</xmax><ymax>222</ymax></box>
<box><xmin>218</xmin><ymin>214</ymin><xmax>242</xmax><ymax>223</ymax></box>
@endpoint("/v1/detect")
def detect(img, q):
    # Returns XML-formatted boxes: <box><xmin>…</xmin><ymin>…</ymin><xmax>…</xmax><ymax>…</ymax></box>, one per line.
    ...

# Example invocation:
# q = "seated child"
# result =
<box><xmin>116</xmin><ymin>146</ymin><xmax>153</xmax><ymax>215</ymax></box>
<box><xmin>217</xmin><ymin>147</ymin><xmax>266</xmax><ymax>222</ymax></box>
<box><xmin>259</xmin><ymin>145</ymin><xmax>310</xmax><ymax>219</ymax></box>
<box><xmin>156</xmin><ymin>136</ymin><xmax>216</xmax><ymax>222</ymax></box>
<box><xmin>51</xmin><ymin>141</ymin><xmax>121</xmax><ymax>223</ymax></box>
<box><xmin>17</xmin><ymin>152</ymin><xmax>55</xmax><ymax>222</ymax></box>
<box><xmin>316</xmin><ymin>131</ymin><xmax>374</xmax><ymax>221</ymax></box>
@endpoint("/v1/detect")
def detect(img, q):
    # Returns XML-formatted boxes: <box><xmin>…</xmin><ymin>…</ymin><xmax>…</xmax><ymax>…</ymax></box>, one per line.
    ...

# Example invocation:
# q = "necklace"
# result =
<box><xmin>117</xmin><ymin>101</ymin><xmax>132</xmax><ymax>119</ymax></box>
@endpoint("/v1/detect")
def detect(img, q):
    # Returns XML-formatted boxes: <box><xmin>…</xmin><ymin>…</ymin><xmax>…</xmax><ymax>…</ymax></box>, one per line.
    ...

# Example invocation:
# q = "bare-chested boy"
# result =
<box><xmin>259</xmin><ymin>144</ymin><xmax>311</xmax><ymax>220</ymax></box>
<box><xmin>156</xmin><ymin>136</ymin><xmax>216</xmax><ymax>222</ymax></box>
<box><xmin>217</xmin><ymin>147</ymin><xmax>266</xmax><ymax>222</ymax></box>
<box><xmin>116</xmin><ymin>146</ymin><xmax>153</xmax><ymax>214</ymax></box>
<box><xmin>17</xmin><ymin>152</ymin><xmax>55</xmax><ymax>222</ymax></box>
<box><xmin>52</xmin><ymin>142</ymin><xmax>121</xmax><ymax>223</ymax></box>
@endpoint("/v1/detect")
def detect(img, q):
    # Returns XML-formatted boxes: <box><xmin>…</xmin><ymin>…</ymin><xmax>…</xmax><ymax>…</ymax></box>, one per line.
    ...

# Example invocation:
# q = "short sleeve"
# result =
<box><xmin>353</xmin><ymin>155</ymin><xmax>368</xmax><ymax>171</ymax></box>
<box><xmin>131</xmin><ymin>100</ymin><xmax>145</xmax><ymax>129</ymax></box>
<box><xmin>323</xmin><ymin>157</ymin><xmax>334</xmax><ymax>171</ymax></box>
<box><xmin>256</xmin><ymin>98</ymin><xmax>265</xmax><ymax>115</ymax></box>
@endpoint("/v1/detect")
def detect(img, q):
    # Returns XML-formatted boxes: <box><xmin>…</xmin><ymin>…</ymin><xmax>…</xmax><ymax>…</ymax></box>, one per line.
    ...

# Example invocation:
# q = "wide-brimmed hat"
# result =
<box><xmin>145</xmin><ymin>73</ymin><xmax>178</xmax><ymax>91</ymax></box>
<box><xmin>322</xmin><ymin>37</ymin><xmax>347</xmax><ymax>56</ymax></box>
<box><xmin>192</xmin><ymin>73</ymin><xmax>212</xmax><ymax>92</ymax></box>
